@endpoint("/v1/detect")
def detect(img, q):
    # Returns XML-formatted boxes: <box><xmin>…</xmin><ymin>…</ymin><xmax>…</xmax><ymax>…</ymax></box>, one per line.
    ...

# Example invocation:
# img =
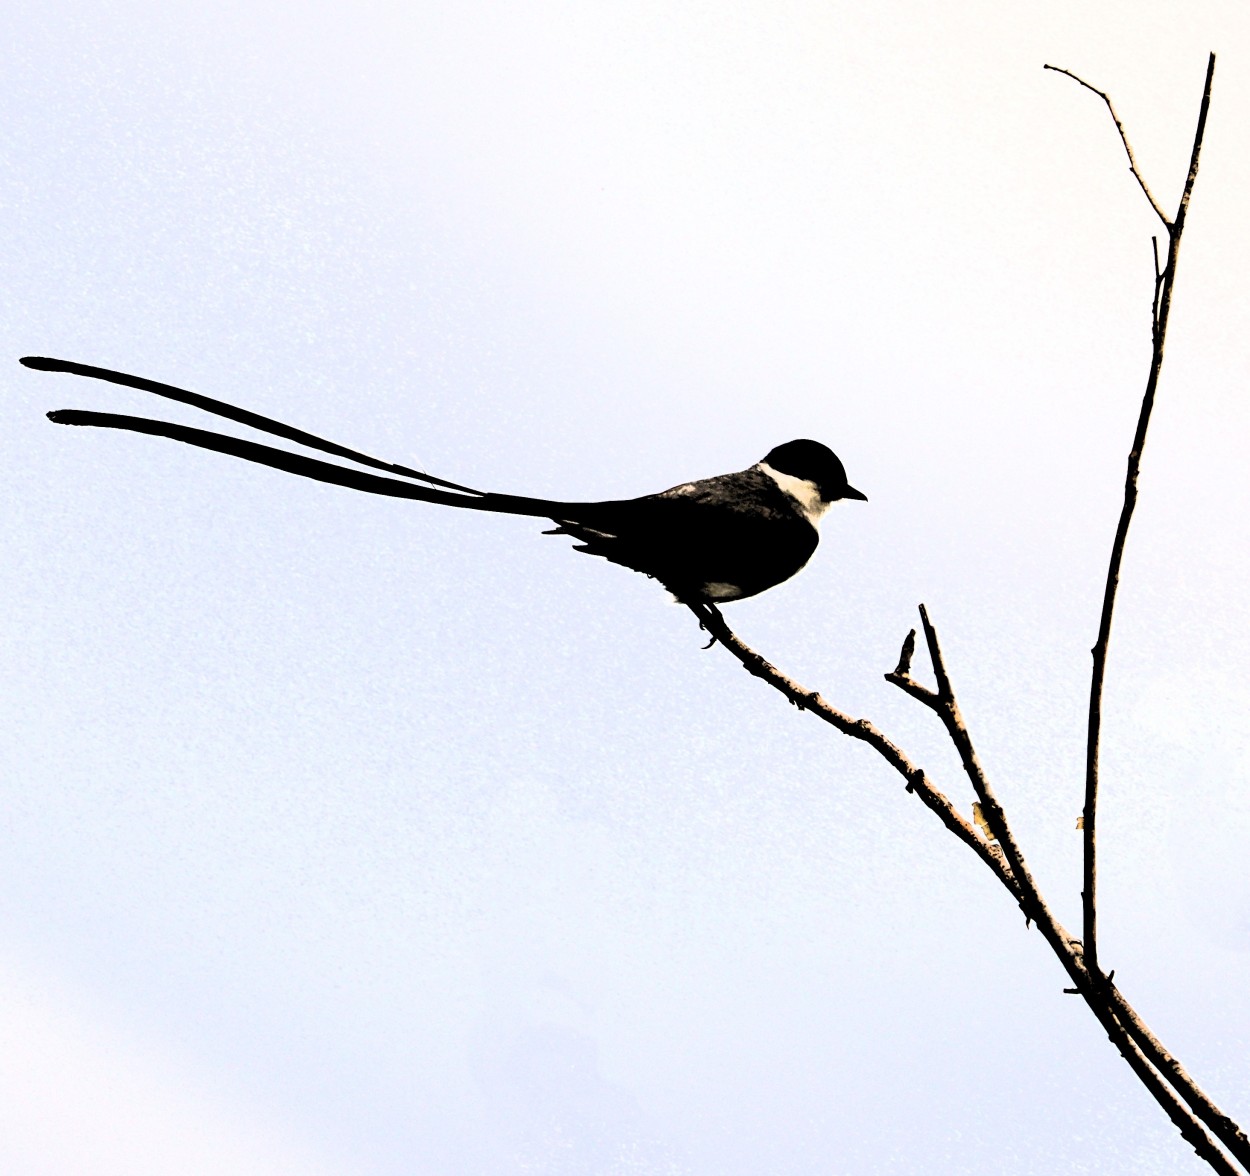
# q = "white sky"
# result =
<box><xmin>3</xmin><ymin>2</ymin><xmax>1250</xmax><ymax>1173</ymax></box>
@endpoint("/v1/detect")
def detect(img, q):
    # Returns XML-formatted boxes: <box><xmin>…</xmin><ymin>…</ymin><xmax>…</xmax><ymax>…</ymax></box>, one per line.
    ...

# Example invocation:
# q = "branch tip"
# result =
<box><xmin>916</xmin><ymin>604</ymin><xmax>952</xmax><ymax>699</ymax></box>
<box><xmin>1044</xmin><ymin>62</ymin><xmax>1170</xmax><ymax>226</ymax></box>
<box><xmin>893</xmin><ymin>628</ymin><xmax>917</xmax><ymax>677</ymax></box>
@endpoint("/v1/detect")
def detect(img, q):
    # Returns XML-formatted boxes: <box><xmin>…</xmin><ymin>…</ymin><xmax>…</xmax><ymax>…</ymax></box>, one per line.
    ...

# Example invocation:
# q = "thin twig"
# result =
<box><xmin>1176</xmin><ymin>56</ymin><xmax>1217</xmax><ymax>234</ymax></box>
<box><xmin>884</xmin><ymin>627</ymin><xmax>937</xmax><ymax>706</ymax></box>
<box><xmin>887</xmin><ymin>608</ymin><xmax>1051</xmax><ymax>923</ymax></box>
<box><xmin>1152</xmin><ymin>237</ymin><xmax>1164</xmax><ymax>336</ymax></box>
<box><xmin>911</xmin><ymin>607</ymin><xmax>1049</xmax><ymax>924</ymax></box>
<box><xmin>887</xmin><ymin>609</ymin><xmax>1084</xmax><ymax>961</ymax></box>
<box><xmin>1060</xmin><ymin>52</ymin><xmax>1214</xmax><ymax>988</ymax></box>
<box><xmin>1043</xmin><ymin>64</ymin><xmax>1171</xmax><ymax>226</ymax></box>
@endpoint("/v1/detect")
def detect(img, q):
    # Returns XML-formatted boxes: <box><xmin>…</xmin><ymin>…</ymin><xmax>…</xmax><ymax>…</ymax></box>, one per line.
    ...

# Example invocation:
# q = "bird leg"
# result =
<box><xmin>688</xmin><ymin>602</ymin><xmax>724</xmax><ymax>649</ymax></box>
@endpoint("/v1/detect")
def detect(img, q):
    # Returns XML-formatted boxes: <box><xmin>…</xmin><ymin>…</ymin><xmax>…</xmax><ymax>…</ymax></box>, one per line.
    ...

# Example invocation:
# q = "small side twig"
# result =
<box><xmin>1043</xmin><ymin>64</ymin><xmax>1170</xmax><ymax>226</ymax></box>
<box><xmin>892</xmin><ymin>606</ymin><xmax>1048</xmax><ymax>925</ymax></box>
<box><xmin>1152</xmin><ymin>236</ymin><xmax>1165</xmax><ymax>338</ymax></box>
<box><xmin>884</xmin><ymin>627</ymin><xmax>938</xmax><ymax>707</ymax></box>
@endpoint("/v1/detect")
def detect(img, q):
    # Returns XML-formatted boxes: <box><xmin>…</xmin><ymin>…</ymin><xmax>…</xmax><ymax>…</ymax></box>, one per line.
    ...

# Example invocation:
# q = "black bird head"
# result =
<box><xmin>761</xmin><ymin>439</ymin><xmax>867</xmax><ymax>504</ymax></box>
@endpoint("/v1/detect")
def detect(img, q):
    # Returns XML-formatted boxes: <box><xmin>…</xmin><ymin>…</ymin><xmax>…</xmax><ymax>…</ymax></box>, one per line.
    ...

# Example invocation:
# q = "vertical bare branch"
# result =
<box><xmin>1053</xmin><ymin>53</ymin><xmax>1214</xmax><ymax>986</ymax></box>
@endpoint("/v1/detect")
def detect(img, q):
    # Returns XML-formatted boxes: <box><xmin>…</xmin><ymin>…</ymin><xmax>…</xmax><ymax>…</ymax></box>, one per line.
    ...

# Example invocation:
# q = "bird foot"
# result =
<box><xmin>691</xmin><ymin>602</ymin><xmax>724</xmax><ymax>649</ymax></box>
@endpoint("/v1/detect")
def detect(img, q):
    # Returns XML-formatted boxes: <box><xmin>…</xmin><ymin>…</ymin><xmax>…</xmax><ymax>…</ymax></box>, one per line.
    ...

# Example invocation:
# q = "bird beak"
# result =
<box><xmin>842</xmin><ymin>485</ymin><xmax>868</xmax><ymax>502</ymax></box>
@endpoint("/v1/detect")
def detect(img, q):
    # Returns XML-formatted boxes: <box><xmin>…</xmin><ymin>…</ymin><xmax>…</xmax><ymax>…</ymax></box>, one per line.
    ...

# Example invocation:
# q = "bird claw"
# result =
<box><xmin>693</xmin><ymin>602</ymin><xmax>723</xmax><ymax>649</ymax></box>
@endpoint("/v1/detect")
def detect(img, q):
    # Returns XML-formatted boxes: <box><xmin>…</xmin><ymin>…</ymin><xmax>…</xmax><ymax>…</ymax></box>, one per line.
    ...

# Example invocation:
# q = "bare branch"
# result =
<box><xmin>694</xmin><ymin>602</ymin><xmax>1245</xmax><ymax>1172</ymax></box>
<box><xmin>911</xmin><ymin>607</ymin><xmax>1047</xmax><ymax>917</ymax></box>
<box><xmin>692</xmin><ymin>54</ymin><xmax>1240</xmax><ymax>1175</ymax></box>
<box><xmin>1109</xmin><ymin>984</ymin><xmax>1250</xmax><ymax>1168</ymax></box>
<box><xmin>1078</xmin><ymin>52</ymin><xmax>1214</xmax><ymax>987</ymax></box>
<box><xmin>1152</xmin><ymin>237</ymin><xmax>1164</xmax><ymax>335</ymax></box>
<box><xmin>1088</xmin><ymin>1005</ymin><xmax>1243</xmax><ymax>1175</ymax></box>
<box><xmin>1176</xmin><ymin>55</ymin><xmax>1217</xmax><ymax>236</ymax></box>
<box><xmin>892</xmin><ymin>628</ymin><xmax>917</xmax><ymax>677</ymax></box>
<box><xmin>1043</xmin><ymin>64</ymin><xmax>1170</xmax><ymax>226</ymax></box>
<box><xmin>899</xmin><ymin>601</ymin><xmax>1247</xmax><ymax>1165</ymax></box>
<box><xmin>689</xmin><ymin>603</ymin><xmax>1018</xmax><ymax>895</ymax></box>
<box><xmin>884</xmin><ymin>626</ymin><xmax>939</xmax><ymax>708</ymax></box>
<box><xmin>884</xmin><ymin>671</ymin><xmax>939</xmax><ymax>709</ymax></box>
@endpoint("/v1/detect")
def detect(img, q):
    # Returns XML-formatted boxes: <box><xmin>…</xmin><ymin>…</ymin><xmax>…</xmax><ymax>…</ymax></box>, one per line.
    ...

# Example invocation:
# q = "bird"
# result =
<box><xmin>540</xmin><ymin>437</ymin><xmax>865</xmax><ymax>605</ymax></box>
<box><xmin>22</xmin><ymin>357</ymin><xmax>865</xmax><ymax>612</ymax></box>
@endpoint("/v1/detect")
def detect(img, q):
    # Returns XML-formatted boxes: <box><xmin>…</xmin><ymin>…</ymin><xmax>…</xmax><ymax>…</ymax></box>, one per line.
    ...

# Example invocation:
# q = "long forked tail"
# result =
<box><xmin>22</xmin><ymin>356</ymin><xmax>578</xmax><ymax>520</ymax></box>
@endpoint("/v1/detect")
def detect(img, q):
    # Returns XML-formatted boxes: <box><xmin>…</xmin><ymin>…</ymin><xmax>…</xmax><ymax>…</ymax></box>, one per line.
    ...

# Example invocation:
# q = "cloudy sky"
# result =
<box><xmin>3</xmin><ymin>2</ymin><xmax>1250</xmax><ymax>1173</ymax></box>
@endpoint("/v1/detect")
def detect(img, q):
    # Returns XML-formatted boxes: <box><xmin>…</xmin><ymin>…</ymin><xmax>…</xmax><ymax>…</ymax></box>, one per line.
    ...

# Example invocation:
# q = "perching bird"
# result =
<box><xmin>22</xmin><ymin>357</ymin><xmax>865</xmax><ymax>608</ymax></box>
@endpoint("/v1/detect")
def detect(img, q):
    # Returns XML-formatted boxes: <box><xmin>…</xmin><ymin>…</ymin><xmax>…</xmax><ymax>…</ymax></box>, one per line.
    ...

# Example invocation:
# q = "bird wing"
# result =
<box><xmin>549</xmin><ymin>469</ymin><xmax>819</xmax><ymax>599</ymax></box>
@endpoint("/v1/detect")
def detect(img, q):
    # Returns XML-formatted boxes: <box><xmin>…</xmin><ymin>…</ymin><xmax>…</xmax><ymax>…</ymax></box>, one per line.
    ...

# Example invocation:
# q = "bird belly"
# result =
<box><xmin>700</xmin><ymin>581</ymin><xmax>747</xmax><ymax>601</ymax></box>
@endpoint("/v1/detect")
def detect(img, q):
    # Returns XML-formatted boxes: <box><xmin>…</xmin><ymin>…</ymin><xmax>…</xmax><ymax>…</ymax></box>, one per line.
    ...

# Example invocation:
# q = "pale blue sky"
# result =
<box><xmin>3</xmin><ymin>2</ymin><xmax>1250</xmax><ymax>1173</ymax></box>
